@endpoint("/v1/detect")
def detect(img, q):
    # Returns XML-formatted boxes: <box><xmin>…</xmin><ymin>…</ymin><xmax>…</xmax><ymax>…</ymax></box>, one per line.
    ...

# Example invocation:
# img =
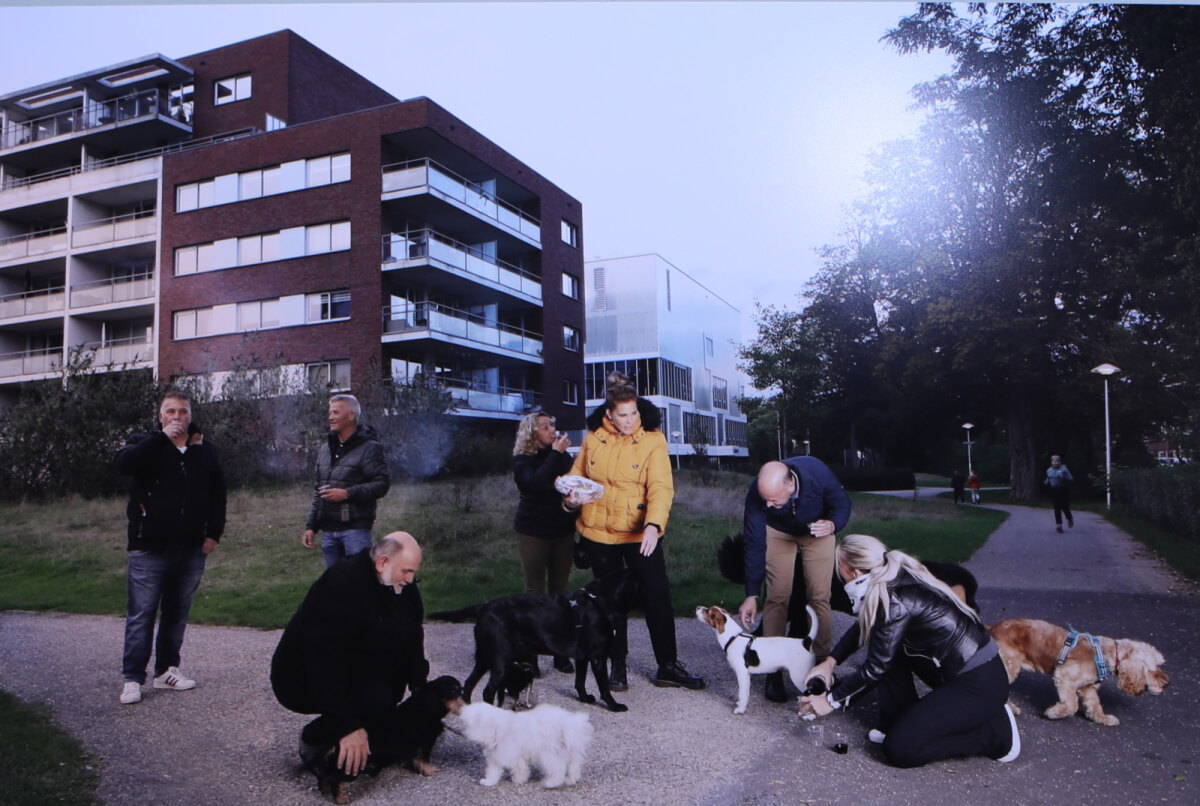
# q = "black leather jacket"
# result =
<box><xmin>305</xmin><ymin>424</ymin><xmax>390</xmax><ymax>532</ymax></box>
<box><xmin>829</xmin><ymin>570</ymin><xmax>990</xmax><ymax>705</ymax></box>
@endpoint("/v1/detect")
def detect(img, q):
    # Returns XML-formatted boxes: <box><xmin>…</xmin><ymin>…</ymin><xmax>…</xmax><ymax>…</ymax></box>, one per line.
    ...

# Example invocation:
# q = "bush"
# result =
<box><xmin>1112</xmin><ymin>463</ymin><xmax>1200</xmax><ymax>543</ymax></box>
<box><xmin>834</xmin><ymin>466</ymin><xmax>917</xmax><ymax>492</ymax></box>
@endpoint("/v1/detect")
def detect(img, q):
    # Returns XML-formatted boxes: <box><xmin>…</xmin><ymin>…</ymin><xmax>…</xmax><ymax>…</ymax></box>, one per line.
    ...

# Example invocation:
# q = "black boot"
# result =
<box><xmin>609</xmin><ymin>657</ymin><xmax>628</xmax><ymax>692</ymax></box>
<box><xmin>764</xmin><ymin>670</ymin><xmax>788</xmax><ymax>702</ymax></box>
<box><xmin>553</xmin><ymin>655</ymin><xmax>574</xmax><ymax>674</ymax></box>
<box><xmin>654</xmin><ymin>660</ymin><xmax>705</xmax><ymax>690</ymax></box>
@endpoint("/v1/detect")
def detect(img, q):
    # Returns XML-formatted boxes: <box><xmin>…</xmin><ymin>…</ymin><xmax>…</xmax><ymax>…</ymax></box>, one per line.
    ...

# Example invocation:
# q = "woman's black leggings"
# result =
<box><xmin>878</xmin><ymin>654</ymin><xmax>1013</xmax><ymax>768</ymax></box>
<box><xmin>584</xmin><ymin>538</ymin><xmax>677</xmax><ymax>668</ymax></box>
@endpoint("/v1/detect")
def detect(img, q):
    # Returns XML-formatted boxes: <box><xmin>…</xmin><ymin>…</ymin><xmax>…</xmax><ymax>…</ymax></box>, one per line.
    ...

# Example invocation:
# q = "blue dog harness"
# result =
<box><xmin>1056</xmin><ymin>626</ymin><xmax>1111</xmax><ymax>681</ymax></box>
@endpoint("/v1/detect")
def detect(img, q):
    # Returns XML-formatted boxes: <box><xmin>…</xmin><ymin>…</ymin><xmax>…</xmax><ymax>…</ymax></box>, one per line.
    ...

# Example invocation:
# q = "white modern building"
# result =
<box><xmin>581</xmin><ymin>253</ymin><xmax>748</xmax><ymax>460</ymax></box>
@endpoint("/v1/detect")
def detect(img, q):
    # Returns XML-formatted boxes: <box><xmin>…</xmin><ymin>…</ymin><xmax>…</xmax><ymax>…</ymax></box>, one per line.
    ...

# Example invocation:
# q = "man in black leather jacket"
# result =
<box><xmin>301</xmin><ymin>394</ymin><xmax>390</xmax><ymax>567</ymax></box>
<box><xmin>800</xmin><ymin>535</ymin><xmax>1019</xmax><ymax>767</ymax></box>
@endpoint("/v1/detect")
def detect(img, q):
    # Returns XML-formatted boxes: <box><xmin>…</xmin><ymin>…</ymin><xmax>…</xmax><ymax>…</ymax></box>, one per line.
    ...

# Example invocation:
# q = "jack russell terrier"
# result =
<box><xmin>696</xmin><ymin>604</ymin><xmax>818</xmax><ymax>714</ymax></box>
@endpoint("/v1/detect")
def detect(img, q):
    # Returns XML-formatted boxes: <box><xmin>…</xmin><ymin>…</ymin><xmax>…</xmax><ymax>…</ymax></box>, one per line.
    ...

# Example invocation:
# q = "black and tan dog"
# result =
<box><xmin>303</xmin><ymin>675</ymin><xmax>464</xmax><ymax>804</ymax></box>
<box><xmin>430</xmin><ymin>571</ymin><xmax>639</xmax><ymax>712</ymax></box>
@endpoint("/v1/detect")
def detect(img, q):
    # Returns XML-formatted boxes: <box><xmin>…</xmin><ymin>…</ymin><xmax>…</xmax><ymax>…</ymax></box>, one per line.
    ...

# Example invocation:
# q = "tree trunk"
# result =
<box><xmin>1007</xmin><ymin>392</ymin><xmax>1038</xmax><ymax>500</ymax></box>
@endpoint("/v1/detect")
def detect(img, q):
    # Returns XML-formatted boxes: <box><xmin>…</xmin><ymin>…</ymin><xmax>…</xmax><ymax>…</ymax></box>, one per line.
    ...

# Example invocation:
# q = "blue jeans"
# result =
<box><xmin>122</xmin><ymin>547</ymin><xmax>208</xmax><ymax>683</ymax></box>
<box><xmin>320</xmin><ymin>528</ymin><xmax>373</xmax><ymax>568</ymax></box>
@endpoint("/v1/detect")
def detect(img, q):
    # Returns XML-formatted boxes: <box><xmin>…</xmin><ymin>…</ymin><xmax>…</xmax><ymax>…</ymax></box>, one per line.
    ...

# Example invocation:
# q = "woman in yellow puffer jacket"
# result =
<box><xmin>564</xmin><ymin>371</ymin><xmax>705</xmax><ymax>692</ymax></box>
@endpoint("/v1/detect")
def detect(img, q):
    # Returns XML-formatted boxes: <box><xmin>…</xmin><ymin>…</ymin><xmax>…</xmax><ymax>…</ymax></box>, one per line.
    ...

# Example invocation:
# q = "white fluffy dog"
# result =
<box><xmin>696</xmin><ymin>603</ymin><xmax>818</xmax><ymax>714</ymax></box>
<box><xmin>457</xmin><ymin>702</ymin><xmax>593</xmax><ymax>788</ymax></box>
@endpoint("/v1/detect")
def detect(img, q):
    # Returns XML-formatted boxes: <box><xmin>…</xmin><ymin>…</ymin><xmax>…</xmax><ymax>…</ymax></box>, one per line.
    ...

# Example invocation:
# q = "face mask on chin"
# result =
<box><xmin>843</xmin><ymin>573</ymin><xmax>871</xmax><ymax>615</ymax></box>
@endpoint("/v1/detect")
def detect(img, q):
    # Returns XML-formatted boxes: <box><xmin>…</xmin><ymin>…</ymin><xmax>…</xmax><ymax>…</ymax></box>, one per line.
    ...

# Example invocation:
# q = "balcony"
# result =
<box><xmin>381</xmin><ymin>159</ymin><xmax>541</xmax><ymax>246</ymax></box>
<box><xmin>382</xmin><ymin>303</ymin><xmax>543</xmax><ymax>362</ymax></box>
<box><xmin>0</xmin><ymin>226</ymin><xmax>68</xmax><ymax>263</ymax></box>
<box><xmin>71</xmin><ymin>211</ymin><xmax>156</xmax><ymax>250</ymax></box>
<box><xmin>0</xmin><ymin>286</ymin><xmax>66</xmax><ymax>320</ymax></box>
<box><xmin>1</xmin><ymin>89</ymin><xmax>186</xmax><ymax>153</ymax></box>
<box><xmin>441</xmin><ymin>377</ymin><xmax>541</xmax><ymax>418</ymax></box>
<box><xmin>70</xmin><ymin>273</ymin><xmax>153</xmax><ymax>308</ymax></box>
<box><xmin>0</xmin><ymin>346</ymin><xmax>60</xmax><ymax>378</ymax></box>
<box><xmin>382</xmin><ymin>230</ymin><xmax>541</xmax><ymax>304</ymax></box>
<box><xmin>82</xmin><ymin>336</ymin><xmax>155</xmax><ymax>367</ymax></box>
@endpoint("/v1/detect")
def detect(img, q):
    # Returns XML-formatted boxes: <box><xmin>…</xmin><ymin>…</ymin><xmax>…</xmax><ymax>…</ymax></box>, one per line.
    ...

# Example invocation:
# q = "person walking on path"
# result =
<box><xmin>968</xmin><ymin>470</ymin><xmax>982</xmax><ymax>504</ymax></box>
<box><xmin>951</xmin><ymin>470</ymin><xmax>966</xmax><ymax>504</ymax></box>
<box><xmin>302</xmin><ymin>394</ymin><xmax>390</xmax><ymax>568</ymax></box>
<box><xmin>1044</xmin><ymin>455</ymin><xmax>1075</xmax><ymax>533</ymax></box>
<box><xmin>114</xmin><ymin>389</ymin><xmax>226</xmax><ymax>705</ymax></box>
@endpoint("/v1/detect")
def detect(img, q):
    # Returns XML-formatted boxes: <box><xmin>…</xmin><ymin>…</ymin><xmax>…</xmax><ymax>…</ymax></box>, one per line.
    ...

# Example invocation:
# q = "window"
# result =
<box><xmin>214</xmin><ymin>73</ymin><xmax>252</xmax><ymax>105</ymax></box>
<box><xmin>173</xmin><ymin>221</ymin><xmax>348</xmax><ymax>276</ymax></box>
<box><xmin>561</xmin><ymin>272</ymin><xmax>580</xmax><ymax>300</ymax></box>
<box><xmin>308</xmin><ymin>360</ymin><xmax>351</xmax><ymax>391</ymax></box>
<box><xmin>176</xmin><ymin>184</ymin><xmax>198</xmax><ymax>213</ymax></box>
<box><xmin>705</xmin><ymin>337</ymin><xmax>715</xmax><ymax>357</ymax></box>
<box><xmin>175</xmin><ymin>245</ymin><xmax>198</xmax><ymax>275</ymax></box>
<box><xmin>236</xmin><ymin>299</ymin><xmax>279</xmax><ymax>331</ymax></box>
<box><xmin>726</xmin><ymin>420</ymin><xmax>748</xmax><ymax>448</ymax></box>
<box><xmin>266</xmin><ymin>113</ymin><xmax>286</xmax><ymax>131</ymax></box>
<box><xmin>563</xmin><ymin>379</ymin><xmax>579</xmax><ymax>405</ymax></box>
<box><xmin>561</xmin><ymin>219</ymin><xmax>578</xmax><ymax>248</ymax></box>
<box><xmin>174</xmin><ymin>310</ymin><xmax>196</xmax><ymax>339</ymax></box>
<box><xmin>307</xmin><ymin>290</ymin><xmax>351</xmax><ymax>323</ymax></box>
<box><xmin>592</xmin><ymin>266</ymin><xmax>606</xmax><ymax>311</ymax></box>
<box><xmin>713</xmin><ymin>377</ymin><xmax>729</xmax><ymax>410</ymax></box>
<box><xmin>563</xmin><ymin>325</ymin><xmax>581</xmax><ymax>352</ymax></box>
<box><xmin>173</xmin><ymin>153</ymin><xmax>351</xmax><ymax>212</ymax></box>
<box><xmin>239</xmin><ymin>171</ymin><xmax>262</xmax><ymax>200</ymax></box>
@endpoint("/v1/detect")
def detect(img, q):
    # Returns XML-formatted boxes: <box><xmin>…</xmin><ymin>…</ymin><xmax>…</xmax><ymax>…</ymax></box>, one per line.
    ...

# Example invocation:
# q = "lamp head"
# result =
<box><xmin>1092</xmin><ymin>363</ymin><xmax>1121</xmax><ymax>377</ymax></box>
<box><xmin>962</xmin><ymin>422</ymin><xmax>974</xmax><ymax>430</ymax></box>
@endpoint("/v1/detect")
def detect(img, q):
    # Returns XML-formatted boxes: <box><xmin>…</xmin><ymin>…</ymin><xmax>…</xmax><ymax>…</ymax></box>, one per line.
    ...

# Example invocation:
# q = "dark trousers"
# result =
<box><xmin>1050</xmin><ymin>486</ymin><xmax>1073</xmax><ymax>526</ymax></box>
<box><xmin>878</xmin><ymin>654</ymin><xmax>1013</xmax><ymax>768</ymax></box>
<box><xmin>585</xmin><ymin>538</ymin><xmax>677</xmax><ymax>668</ymax></box>
<box><xmin>272</xmin><ymin>671</ymin><xmax>408</xmax><ymax>755</ymax></box>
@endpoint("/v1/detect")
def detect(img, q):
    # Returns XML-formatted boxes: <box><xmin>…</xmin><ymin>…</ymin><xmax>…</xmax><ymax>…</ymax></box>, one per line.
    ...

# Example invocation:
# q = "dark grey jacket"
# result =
<box><xmin>305</xmin><ymin>424</ymin><xmax>390</xmax><ymax>532</ymax></box>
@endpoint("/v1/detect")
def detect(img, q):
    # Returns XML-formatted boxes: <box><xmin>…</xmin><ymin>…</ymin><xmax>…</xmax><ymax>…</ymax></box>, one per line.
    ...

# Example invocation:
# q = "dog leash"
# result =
<box><xmin>1056</xmin><ymin>626</ymin><xmax>1111</xmax><ymax>681</ymax></box>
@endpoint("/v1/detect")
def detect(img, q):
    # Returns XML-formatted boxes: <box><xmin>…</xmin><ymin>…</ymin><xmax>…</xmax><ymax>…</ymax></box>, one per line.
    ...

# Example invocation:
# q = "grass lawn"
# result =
<box><xmin>0</xmin><ymin>689</ymin><xmax>99</xmax><ymax>806</ymax></box>
<box><xmin>0</xmin><ymin>470</ymin><xmax>1007</xmax><ymax>628</ymax></box>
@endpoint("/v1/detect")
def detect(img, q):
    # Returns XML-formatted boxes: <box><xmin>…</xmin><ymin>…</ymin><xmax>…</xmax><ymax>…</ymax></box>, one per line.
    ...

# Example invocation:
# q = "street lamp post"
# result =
<box><xmin>670</xmin><ymin>430</ymin><xmax>682</xmax><ymax>471</ymax></box>
<box><xmin>961</xmin><ymin>422</ymin><xmax>975</xmax><ymax>476</ymax></box>
<box><xmin>1092</xmin><ymin>363</ymin><xmax>1121</xmax><ymax>510</ymax></box>
<box><xmin>803</xmin><ymin>439</ymin><xmax>811</xmax><ymax>456</ymax></box>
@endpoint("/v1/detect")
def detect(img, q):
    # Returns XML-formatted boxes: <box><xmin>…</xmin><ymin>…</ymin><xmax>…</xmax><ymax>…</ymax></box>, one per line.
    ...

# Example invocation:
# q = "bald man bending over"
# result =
<box><xmin>739</xmin><ymin>458</ymin><xmax>851</xmax><ymax>702</ymax></box>
<box><xmin>271</xmin><ymin>532</ymin><xmax>429</xmax><ymax>780</ymax></box>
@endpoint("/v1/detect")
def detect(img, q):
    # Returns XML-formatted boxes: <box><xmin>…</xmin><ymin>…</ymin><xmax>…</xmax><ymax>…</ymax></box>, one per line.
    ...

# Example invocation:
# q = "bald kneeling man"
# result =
<box><xmin>271</xmin><ymin>532</ymin><xmax>429</xmax><ymax>780</ymax></box>
<box><xmin>739</xmin><ymin>458</ymin><xmax>851</xmax><ymax>702</ymax></box>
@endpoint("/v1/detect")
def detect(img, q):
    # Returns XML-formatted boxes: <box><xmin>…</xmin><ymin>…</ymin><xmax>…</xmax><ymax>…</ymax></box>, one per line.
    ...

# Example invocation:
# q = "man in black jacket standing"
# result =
<box><xmin>115</xmin><ymin>390</ymin><xmax>226</xmax><ymax>705</ymax></box>
<box><xmin>301</xmin><ymin>394</ymin><xmax>390</xmax><ymax>568</ymax></box>
<box><xmin>271</xmin><ymin>531</ymin><xmax>428</xmax><ymax>781</ymax></box>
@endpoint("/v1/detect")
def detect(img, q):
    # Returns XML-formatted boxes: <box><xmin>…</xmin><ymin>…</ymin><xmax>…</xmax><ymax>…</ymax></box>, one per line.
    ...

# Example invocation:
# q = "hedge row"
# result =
<box><xmin>1112</xmin><ymin>463</ymin><xmax>1200</xmax><ymax>542</ymax></box>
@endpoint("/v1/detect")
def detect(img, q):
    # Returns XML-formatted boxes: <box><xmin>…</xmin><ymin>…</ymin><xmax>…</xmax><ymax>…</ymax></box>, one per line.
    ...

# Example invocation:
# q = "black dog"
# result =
<box><xmin>496</xmin><ymin>660</ymin><xmax>536</xmax><ymax>710</ymax></box>
<box><xmin>429</xmin><ymin>571</ymin><xmax>639</xmax><ymax>712</ymax></box>
<box><xmin>302</xmin><ymin>675</ymin><xmax>464</xmax><ymax>804</ymax></box>
<box><xmin>716</xmin><ymin>534</ymin><xmax>980</xmax><ymax>636</ymax></box>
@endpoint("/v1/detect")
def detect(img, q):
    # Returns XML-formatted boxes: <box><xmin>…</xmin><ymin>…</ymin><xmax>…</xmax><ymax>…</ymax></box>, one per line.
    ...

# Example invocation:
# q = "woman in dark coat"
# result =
<box><xmin>512</xmin><ymin>410</ymin><xmax>576</xmax><ymax>672</ymax></box>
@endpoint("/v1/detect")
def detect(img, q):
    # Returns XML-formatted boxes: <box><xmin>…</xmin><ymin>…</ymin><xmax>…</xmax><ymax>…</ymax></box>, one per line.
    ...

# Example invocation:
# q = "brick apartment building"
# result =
<box><xmin>0</xmin><ymin>30</ymin><xmax>586</xmax><ymax>428</ymax></box>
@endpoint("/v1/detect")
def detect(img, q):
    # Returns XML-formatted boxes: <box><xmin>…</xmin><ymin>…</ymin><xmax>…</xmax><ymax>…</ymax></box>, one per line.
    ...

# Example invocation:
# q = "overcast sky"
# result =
<box><xmin>0</xmin><ymin>1</ymin><xmax>951</xmax><ymax>338</ymax></box>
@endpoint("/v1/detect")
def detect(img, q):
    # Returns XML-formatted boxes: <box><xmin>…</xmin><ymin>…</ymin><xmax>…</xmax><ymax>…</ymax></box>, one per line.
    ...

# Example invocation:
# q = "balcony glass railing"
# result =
<box><xmin>382</xmin><ymin>230</ymin><xmax>542</xmax><ymax>301</ymax></box>
<box><xmin>1</xmin><ymin>88</ymin><xmax>182</xmax><ymax>151</ymax></box>
<box><xmin>70</xmin><ymin>274</ymin><xmax>154</xmax><ymax>308</ymax></box>
<box><xmin>440</xmin><ymin>377</ymin><xmax>541</xmax><ymax>415</ymax></box>
<box><xmin>0</xmin><ymin>286</ymin><xmax>66</xmax><ymax>319</ymax></box>
<box><xmin>0</xmin><ymin>346</ymin><xmax>61</xmax><ymax>378</ymax></box>
<box><xmin>0</xmin><ymin>226</ymin><xmax>69</xmax><ymax>262</ymax></box>
<box><xmin>82</xmin><ymin>337</ymin><xmax>155</xmax><ymax>366</ymax></box>
<box><xmin>71</xmin><ymin>211</ymin><xmax>157</xmax><ymax>248</ymax></box>
<box><xmin>382</xmin><ymin>303</ymin><xmax>543</xmax><ymax>359</ymax></box>
<box><xmin>381</xmin><ymin>159</ymin><xmax>541</xmax><ymax>243</ymax></box>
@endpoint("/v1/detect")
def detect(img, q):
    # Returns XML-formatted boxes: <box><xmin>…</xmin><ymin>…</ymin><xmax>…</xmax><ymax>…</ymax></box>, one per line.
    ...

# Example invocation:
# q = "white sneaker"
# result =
<box><xmin>997</xmin><ymin>704</ymin><xmax>1021</xmax><ymax>762</ymax></box>
<box><xmin>867</xmin><ymin>729</ymin><xmax>887</xmax><ymax>744</ymax></box>
<box><xmin>120</xmin><ymin>681</ymin><xmax>142</xmax><ymax>705</ymax></box>
<box><xmin>152</xmin><ymin>666</ymin><xmax>196</xmax><ymax>691</ymax></box>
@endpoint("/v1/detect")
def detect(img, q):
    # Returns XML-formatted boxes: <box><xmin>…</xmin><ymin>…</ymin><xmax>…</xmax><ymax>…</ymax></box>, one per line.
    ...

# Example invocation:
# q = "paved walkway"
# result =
<box><xmin>1</xmin><ymin>498</ymin><xmax>1197</xmax><ymax>805</ymax></box>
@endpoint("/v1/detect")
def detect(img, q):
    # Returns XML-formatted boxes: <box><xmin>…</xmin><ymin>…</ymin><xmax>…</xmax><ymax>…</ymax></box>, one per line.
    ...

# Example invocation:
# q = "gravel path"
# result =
<box><xmin>2</xmin><ymin>498</ymin><xmax>1198</xmax><ymax>805</ymax></box>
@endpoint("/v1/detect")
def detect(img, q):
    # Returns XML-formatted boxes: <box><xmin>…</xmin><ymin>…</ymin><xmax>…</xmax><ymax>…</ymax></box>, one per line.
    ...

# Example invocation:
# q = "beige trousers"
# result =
<box><xmin>763</xmin><ymin>525</ymin><xmax>835</xmax><ymax>658</ymax></box>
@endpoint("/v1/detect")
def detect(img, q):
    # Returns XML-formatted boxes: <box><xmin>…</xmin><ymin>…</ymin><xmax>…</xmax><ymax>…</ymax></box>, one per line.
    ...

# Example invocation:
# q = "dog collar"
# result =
<box><xmin>723</xmin><ymin>631</ymin><xmax>754</xmax><ymax>654</ymax></box>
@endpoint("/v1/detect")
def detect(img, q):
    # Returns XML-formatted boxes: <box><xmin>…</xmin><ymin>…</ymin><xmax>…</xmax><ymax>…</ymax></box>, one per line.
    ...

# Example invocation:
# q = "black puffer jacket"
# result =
<box><xmin>306</xmin><ymin>424</ymin><xmax>390</xmax><ymax>532</ymax></box>
<box><xmin>830</xmin><ymin>570</ymin><xmax>991</xmax><ymax>705</ymax></box>
<box><xmin>513</xmin><ymin>445</ymin><xmax>576</xmax><ymax>538</ymax></box>
<box><xmin>115</xmin><ymin>424</ymin><xmax>226</xmax><ymax>552</ymax></box>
